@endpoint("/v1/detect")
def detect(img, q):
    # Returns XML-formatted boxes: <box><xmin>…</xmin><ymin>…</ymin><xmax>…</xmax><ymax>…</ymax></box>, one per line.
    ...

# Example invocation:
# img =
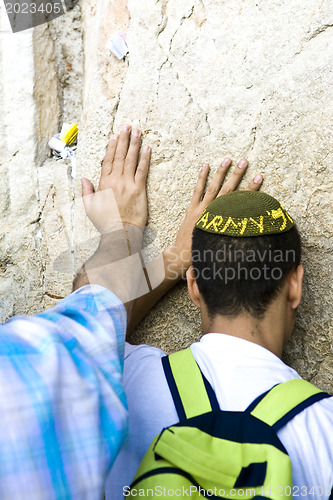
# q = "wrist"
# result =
<box><xmin>99</xmin><ymin>225</ymin><xmax>144</xmax><ymax>255</ymax></box>
<box><xmin>163</xmin><ymin>245</ymin><xmax>190</xmax><ymax>281</ymax></box>
<box><xmin>124</xmin><ymin>224</ymin><xmax>144</xmax><ymax>254</ymax></box>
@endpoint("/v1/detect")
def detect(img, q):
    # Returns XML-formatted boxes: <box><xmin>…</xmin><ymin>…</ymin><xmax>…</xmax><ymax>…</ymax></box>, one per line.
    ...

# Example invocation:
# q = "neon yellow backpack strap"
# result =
<box><xmin>162</xmin><ymin>348</ymin><xmax>214</xmax><ymax>419</ymax></box>
<box><xmin>250</xmin><ymin>378</ymin><xmax>330</xmax><ymax>430</ymax></box>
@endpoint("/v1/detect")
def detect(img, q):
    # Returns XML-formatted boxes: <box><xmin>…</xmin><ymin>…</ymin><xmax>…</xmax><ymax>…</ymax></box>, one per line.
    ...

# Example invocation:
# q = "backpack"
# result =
<box><xmin>128</xmin><ymin>348</ymin><xmax>330</xmax><ymax>499</ymax></box>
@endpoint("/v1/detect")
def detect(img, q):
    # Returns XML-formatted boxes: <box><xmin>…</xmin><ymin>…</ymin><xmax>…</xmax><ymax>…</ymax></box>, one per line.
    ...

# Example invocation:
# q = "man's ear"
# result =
<box><xmin>186</xmin><ymin>266</ymin><xmax>201</xmax><ymax>308</ymax></box>
<box><xmin>287</xmin><ymin>264</ymin><xmax>304</xmax><ymax>309</ymax></box>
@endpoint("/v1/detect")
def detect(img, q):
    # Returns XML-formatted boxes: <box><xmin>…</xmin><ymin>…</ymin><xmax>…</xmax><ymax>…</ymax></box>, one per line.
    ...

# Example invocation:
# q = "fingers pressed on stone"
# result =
<box><xmin>113</xmin><ymin>125</ymin><xmax>132</xmax><ymax>173</ymax></box>
<box><xmin>245</xmin><ymin>174</ymin><xmax>263</xmax><ymax>191</ymax></box>
<box><xmin>204</xmin><ymin>158</ymin><xmax>231</xmax><ymax>203</ymax></box>
<box><xmin>221</xmin><ymin>157</ymin><xmax>232</xmax><ymax>170</ymax></box>
<box><xmin>125</xmin><ymin>129</ymin><xmax>141</xmax><ymax>175</ymax></box>
<box><xmin>219</xmin><ymin>158</ymin><xmax>248</xmax><ymax>194</ymax></box>
<box><xmin>101</xmin><ymin>134</ymin><xmax>119</xmax><ymax>177</ymax></box>
<box><xmin>191</xmin><ymin>164</ymin><xmax>210</xmax><ymax>204</ymax></box>
<box><xmin>135</xmin><ymin>145</ymin><xmax>151</xmax><ymax>186</ymax></box>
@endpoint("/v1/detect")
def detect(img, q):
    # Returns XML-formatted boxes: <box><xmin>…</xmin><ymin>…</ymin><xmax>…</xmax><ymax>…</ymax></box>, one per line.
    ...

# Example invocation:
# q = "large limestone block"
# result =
<box><xmin>0</xmin><ymin>8</ymin><xmax>43</xmax><ymax>321</ymax></box>
<box><xmin>0</xmin><ymin>5</ymin><xmax>69</xmax><ymax>319</ymax></box>
<box><xmin>38</xmin><ymin>159</ymin><xmax>76</xmax><ymax>309</ymax></box>
<box><xmin>0</xmin><ymin>0</ymin><xmax>331</xmax><ymax>391</ymax></box>
<box><xmin>75</xmin><ymin>0</ymin><xmax>332</xmax><ymax>390</ymax></box>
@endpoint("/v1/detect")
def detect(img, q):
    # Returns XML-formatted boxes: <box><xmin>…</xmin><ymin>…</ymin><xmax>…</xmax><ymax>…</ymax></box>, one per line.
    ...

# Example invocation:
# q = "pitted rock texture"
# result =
<box><xmin>0</xmin><ymin>0</ymin><xmax>332</xmax><ymax>391</ymax></box>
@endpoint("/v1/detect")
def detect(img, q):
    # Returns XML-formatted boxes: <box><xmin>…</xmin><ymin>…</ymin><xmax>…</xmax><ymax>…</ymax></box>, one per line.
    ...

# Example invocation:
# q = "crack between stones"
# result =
<box><xmin>174</xmin><ymin>72</ymin><xmax>212</xmax><ymax>138</ymax></box>
<box><xmin>108</xmin><ymin>0</ymin><xmax>131</xmax><ymax>126</ymax></box>
<box><xmin>307</xmin><ymin>23</ymin><xmax>333</xmax><ymax>41</ymax></box>
<box><xmin>34</xmin><ymin>166</ymin><xmax>46</xmax><ymax>297</ymax></box>
<box><xmin>156</xmin><ymin>4</ymin><xmax>210</xmax><ymax>135</ymax></box>
<box><xmin>294</xmin><ymin>24</ymin><xmax>333</xmax><ymax>58</ymax></box>
<box><xmin>68</xmin><ymin>162</ymin><xmax>76</xmax><ymax>278</ymax></box>
<box><xmin>157</xmin><ymin>5</ymin><xmax>194</xmax><ymax>95</ymax></box>
<box><xmin>157</xmin><ymin>0</ymin><xmax>168</xmax><ymax>37</ymax></box>
<box><xmin>113</xmin><ymin>63</ymin><xmax>130</xmax><ymax>125</ymax></box>
<box><xmin>305</xmin><ymin>188</ymin><xmax>326</xmax><ymax>216</ymax></box>
<box><xmin>44</xmin><ymin>292</ymin><xmax>65</xmax><ymax>300</ymax></box>
<box><xmin>170</xmin><ymin>7</ymin><xmax>194</xmax><ymax>51</ymax></box>
<box><xmin>249</xmin><ymin>124</ymin><xmax>258</xmax><ymax>155</ymax></box>
<box><xmin>247</xmin><ymin>97</ymin><xmax>266</xmax><ymax>156</ymax></box>
<box><xmin>113</xmin><ymin>95</ymin><xmax>122</xmax><ymax>124</ymax></box>
<box><xmin>28</xmin><ymin>184</ymin><xmax>55</xmax><ymax>225</ymax></box>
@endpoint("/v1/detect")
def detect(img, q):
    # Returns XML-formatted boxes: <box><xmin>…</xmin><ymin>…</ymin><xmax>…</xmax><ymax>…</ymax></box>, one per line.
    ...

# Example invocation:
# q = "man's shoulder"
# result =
<box><xmin>123</xmin><ymin>342</ymin><xmax>169</xmax><ymax>392</ymax></box>
<box><xmin>125</xmin><ymin>342</ymin><xmax>167</xmax><ymax>361</ymax></box>
<box><xmin>301</xmin><ymin>394</ymin><xmax>333</xmax><ymax>420</ymax></box>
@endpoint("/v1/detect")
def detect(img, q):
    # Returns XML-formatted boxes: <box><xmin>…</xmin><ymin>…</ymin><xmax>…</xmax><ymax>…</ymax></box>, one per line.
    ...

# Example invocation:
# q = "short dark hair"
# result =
<box><xmin>191</xmin><ymin>226</ymin><xmax>301</xmax><ymax>319</ymax></box>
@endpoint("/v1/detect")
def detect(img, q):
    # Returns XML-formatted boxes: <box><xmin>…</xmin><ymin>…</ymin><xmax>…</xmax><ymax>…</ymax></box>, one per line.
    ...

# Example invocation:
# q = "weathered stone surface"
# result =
<box><xmin>0</xmin><ymin>7</ymin><xmax>43</xmax><ymax>320</ymax></box>
<box><xmin>0</xmin><ymin>3</ymin><xmax>82</xmax><ymax>317</ymax></box>
<box><xmin>0</xmin><ymin>0</ymin><xmax>332</xmax><ymax>391</ymax></box>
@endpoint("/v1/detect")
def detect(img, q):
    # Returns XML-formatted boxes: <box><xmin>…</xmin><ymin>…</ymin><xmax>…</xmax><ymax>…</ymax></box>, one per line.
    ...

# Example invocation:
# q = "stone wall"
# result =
<box><xmin>0</xmin><ymin>0</ymin><xmax>332</xmax><ymax>391</ymax></box>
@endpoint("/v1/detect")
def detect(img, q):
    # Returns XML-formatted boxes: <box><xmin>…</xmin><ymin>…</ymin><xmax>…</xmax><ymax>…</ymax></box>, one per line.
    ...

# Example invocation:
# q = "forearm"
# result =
<box><xmin>126</xmin><ymin>245</ymin><xmax>183</xmax><ymax>339</ymax></box>
<box><xmin>73</xmin><ymin>226</ymin><xmax>145</xmax><ymax>318</ymax></box>
<box><xmin>0</xmin><ymin>286</ymin><xmax>128</xmax><ymax>497</ymax></box>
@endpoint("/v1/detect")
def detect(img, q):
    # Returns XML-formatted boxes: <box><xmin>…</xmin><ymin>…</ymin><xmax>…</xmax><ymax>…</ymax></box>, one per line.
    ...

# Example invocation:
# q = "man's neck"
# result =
<box><xmin>204</xmin><ymin>305</ymin><xmax>287</xmax><ymax>359</ymax></box>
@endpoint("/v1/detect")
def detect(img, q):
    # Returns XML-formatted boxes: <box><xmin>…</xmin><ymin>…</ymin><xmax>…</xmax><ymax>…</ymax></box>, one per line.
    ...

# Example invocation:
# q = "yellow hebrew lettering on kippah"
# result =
<box><xmin>286</xmin><ymin>212</ymin><xmax>293</xmax><ymax>223</ymax></box>
<box><xmin>197</xmin><ymin>211</ymin><xmax>209</xmax><ymax>228</ymax></box>
<box><xmin>280</xmin><ymin>205</ymin><xmax>294</xmax><ymax>223</ymax></box>
<box><xmin>249</xmin><ymin>216</ymin><xmax>264</xmax><ymax>233</ymax></box>
<box><xmin>239</xmin><ymin>218</ymin><xmax>248</xmax><ymax>235</ymax></box>
<box><xmin>220</xmin><ymin>217</ymin><xmax>239</xmax><ymax>233</ymax></box>
<box><xmin>270</xmin><ymin>207</ymin><xmax>287</xmax><ymax>231</ymax></box>
<box><xmin>206</xmin><ymin>215</ymin><xmax>223</xmax><ymax>232</ymax></box>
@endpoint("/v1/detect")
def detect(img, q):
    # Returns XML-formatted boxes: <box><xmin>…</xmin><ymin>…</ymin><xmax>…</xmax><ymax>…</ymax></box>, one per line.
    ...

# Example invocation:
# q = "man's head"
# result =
<box><xmin>187</xmin><ymin>191</ymin><xmax>303</xmax><ymax>351</ymax></box>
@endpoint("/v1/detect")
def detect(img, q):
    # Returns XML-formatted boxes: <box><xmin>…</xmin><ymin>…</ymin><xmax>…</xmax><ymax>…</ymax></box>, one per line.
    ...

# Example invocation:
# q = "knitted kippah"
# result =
<box><xmin>195</xmin><ymin>191</ymin><xmax>294</xmax><ymax>237</ymax></box>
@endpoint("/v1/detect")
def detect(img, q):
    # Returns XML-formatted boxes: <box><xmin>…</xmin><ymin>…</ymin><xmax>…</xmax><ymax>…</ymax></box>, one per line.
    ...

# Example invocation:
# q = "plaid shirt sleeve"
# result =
<box><xmin>0</xmin><ymin>284</ymin><xmax>128</xmax><ymax>500</ymax></box>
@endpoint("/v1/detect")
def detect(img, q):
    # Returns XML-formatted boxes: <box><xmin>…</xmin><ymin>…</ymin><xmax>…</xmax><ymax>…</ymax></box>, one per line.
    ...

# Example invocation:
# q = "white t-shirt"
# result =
<box><xmin>106</xmin><ymin>334</ymin><xmax>333</xmax><ymax>499</ymax></box>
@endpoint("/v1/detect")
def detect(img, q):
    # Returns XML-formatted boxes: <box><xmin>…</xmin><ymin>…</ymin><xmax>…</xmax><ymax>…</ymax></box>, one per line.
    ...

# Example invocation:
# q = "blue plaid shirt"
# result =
<box><xmin>0</xmin><ymin>284</ymin><xmax>128</xmax><ymax>499</ymax></box>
